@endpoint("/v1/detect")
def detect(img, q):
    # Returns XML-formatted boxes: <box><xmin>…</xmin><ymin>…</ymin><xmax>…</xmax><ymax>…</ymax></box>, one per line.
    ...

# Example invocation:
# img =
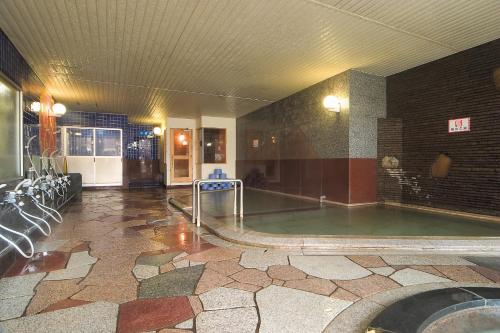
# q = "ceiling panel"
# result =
<box><xmin>1</xmin><ymin>0</ymin><xmax>499</xmax><ymax>124</ymax></box>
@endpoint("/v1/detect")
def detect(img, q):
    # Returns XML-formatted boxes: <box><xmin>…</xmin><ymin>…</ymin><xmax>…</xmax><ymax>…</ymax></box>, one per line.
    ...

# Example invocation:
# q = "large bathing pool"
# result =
<box><xmin>172</xmin><ymin>189</ymin><xmax>500</xmax><ymax>237</ymax></box>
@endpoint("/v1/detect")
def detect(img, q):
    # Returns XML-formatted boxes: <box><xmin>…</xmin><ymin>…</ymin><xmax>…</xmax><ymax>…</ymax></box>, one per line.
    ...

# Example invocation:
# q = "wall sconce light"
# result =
<box><xmin>323</xmin><ymin>95</ymin><xmax>341</xmax><ymax>112</ymax></box>
<box><xmin>30</xmin><ymin>101</ymin><xmax>41</xmax><ymax>113</ymax></box>
<box><xmin>52</xmin><ymin>103</ymin><xmax>67</xmax><ymax>117</ymax></box>
<box><xmin>153</xmin><ymin>127</ymin><xmax>162</xmax><ymax>136</ymax></box>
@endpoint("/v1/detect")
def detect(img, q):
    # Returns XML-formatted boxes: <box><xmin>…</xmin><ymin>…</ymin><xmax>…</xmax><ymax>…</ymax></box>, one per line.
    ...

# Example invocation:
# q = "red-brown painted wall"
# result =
<box><xmin>237</xmin><ymin>158</ymin><xmax>376</xmax><ymax>204</ymax></box>
<box><xmin>349</xmin><ymin>159</ymin><xmax>377</xmax><ymax>204</ymax></box>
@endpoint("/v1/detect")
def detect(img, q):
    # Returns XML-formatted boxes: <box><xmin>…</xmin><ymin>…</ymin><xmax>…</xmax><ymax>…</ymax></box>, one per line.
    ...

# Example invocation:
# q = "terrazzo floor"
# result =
<box><xmin>1</xmin><ymin>189</ymin><xmax>500</xmax><ymax>333</ymax></box>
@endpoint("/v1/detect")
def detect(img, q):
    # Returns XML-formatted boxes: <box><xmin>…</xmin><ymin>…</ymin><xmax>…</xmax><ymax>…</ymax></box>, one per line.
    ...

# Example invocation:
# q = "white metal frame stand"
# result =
<box><xmin>192</xmin><ymin>179</ymin><xmax>243</xmax><ymax>227</ymax></box>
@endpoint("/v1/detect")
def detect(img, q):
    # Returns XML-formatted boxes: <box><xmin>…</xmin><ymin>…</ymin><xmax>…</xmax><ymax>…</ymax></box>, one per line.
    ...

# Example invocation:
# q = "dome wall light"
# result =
<box><xmin>52</xmin><ymin>103</ymin><xmax>67</xmax><ymax>117</ymax></box>
<box><xmin>323</xmin><ymin>95</ymin><xmax>341</xmax><ymax>112</ymax></box>
<box><xmin>30</xmin><ymin>101</ymin><xmax>41</xmax><ymax>113</ymax></box>
<box><xmin>153</xmin><ymin>127</ymin><xmax>162</xmax><ymax>136</ymax></box>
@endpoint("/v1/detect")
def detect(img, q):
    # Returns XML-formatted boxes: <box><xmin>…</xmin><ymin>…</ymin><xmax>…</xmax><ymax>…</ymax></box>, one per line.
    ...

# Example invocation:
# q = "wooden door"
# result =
<box><xmin>170</xmin><ymin>129</ymin><xmax>192</xmax><ymax>183</ymax></box>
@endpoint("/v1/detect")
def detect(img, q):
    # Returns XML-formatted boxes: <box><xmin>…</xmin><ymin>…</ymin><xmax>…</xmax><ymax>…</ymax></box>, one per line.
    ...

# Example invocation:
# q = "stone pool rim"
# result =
<box><xmin>366</xmin><ymin>286</ymin><xmax>500</xmax><ymax>333</ymax></box>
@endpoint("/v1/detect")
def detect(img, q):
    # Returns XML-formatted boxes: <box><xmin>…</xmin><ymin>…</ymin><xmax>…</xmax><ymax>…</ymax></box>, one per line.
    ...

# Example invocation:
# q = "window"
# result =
<box><xmin>0</xmin><ymin>75</ymin><xmax>22</xmax><ymax>181</ymax></box>
<box><xmin>201</xmin><ymin>128</ymin><xmax>226</xmax><ymax>163</ymax></box>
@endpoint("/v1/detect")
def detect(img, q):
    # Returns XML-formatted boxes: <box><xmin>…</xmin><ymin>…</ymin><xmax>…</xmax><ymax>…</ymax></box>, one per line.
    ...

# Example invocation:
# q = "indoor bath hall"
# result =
<box><xmin>1</xmin><ymin>0</ymin><xmax>500</xmax><ymax>332</ymax></box>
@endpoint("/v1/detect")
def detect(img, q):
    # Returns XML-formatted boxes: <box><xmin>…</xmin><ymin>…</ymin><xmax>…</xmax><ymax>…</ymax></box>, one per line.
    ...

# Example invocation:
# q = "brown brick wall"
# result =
<box><xmin>377</xmin><ymin>118</ymin><xmax>403</xmax><ymax>202</ymax></box>
<box><xmin>386</xmin><ymin>39</ymin><xmax>500</xmax><ymax>216</ymax></box>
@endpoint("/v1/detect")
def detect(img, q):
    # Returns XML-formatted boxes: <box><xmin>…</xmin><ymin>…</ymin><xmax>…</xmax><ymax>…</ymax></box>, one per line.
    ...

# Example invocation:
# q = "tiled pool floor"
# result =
<box><xmin>1</xmin><ymin>188</ymin><xmax>500</xmax><ymax>333</ymax></box>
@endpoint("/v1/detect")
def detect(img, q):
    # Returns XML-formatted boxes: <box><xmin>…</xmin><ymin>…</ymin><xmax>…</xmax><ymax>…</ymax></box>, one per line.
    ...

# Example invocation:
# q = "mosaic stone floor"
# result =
<box><xmin>1</xmin><ymin>189</ymin><xmax>500</xmax><ymax>333</ymax></box>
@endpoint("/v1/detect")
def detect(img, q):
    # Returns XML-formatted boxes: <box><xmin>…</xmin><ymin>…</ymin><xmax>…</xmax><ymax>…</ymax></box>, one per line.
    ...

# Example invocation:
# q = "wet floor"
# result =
<box><xmin>1</xmin><ymin>188</ymin><xmax>500</xmax><ymax>333</ymax></box>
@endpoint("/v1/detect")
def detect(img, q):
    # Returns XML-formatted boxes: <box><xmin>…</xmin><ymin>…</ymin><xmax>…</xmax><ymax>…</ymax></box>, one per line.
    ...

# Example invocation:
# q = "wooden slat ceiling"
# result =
<box><xmin>1</xmin><ymin>0</ymin><xmax>499</xmax><ymax>124</ymax></box>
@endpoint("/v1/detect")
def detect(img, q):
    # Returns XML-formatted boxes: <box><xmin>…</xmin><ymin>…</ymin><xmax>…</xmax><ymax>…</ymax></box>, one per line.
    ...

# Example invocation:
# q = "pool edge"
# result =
<box><xmin>168</xmin><ymin>197</ymin><xmax>500</xmax><ymax>255</ymax></box>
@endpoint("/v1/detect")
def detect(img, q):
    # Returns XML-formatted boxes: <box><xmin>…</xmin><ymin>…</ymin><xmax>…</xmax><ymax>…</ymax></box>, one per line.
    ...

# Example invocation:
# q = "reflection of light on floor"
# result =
<box><xmin>179</xmin><ymin>233</ymin><xmax>186</xmax><ymax>243</ymax></box>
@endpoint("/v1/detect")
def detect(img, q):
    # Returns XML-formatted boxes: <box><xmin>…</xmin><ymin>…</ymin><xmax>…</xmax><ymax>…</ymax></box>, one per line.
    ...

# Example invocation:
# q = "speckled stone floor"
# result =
<box><xmin>1</xmin><ymin>189</ymin><xmax>500</xmax><ymax>333</ymax></box>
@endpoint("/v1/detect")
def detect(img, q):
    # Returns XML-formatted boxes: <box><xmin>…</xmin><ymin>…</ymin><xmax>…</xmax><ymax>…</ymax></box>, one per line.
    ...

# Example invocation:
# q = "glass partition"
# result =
<box><xmin>66</xmin><ymin>128</ymin><xmax>94</xmax><ymax>156</ymax></box>
<box><xmin>0</xmin><ymin>76</ymin><xmax>21</xmax><ymax>181</ymax></box>
<box><xmin>96</xmin><ymin>129</ymin><xmax>121</xmax><ymax>156</ymax></box>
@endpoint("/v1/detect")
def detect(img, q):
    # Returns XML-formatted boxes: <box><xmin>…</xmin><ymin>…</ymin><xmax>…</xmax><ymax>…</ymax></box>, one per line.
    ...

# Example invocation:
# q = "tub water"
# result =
<box><xmin>176</xmin><ymin>189</ymin><xmax>500</xmax><ymax>237</ymax></box>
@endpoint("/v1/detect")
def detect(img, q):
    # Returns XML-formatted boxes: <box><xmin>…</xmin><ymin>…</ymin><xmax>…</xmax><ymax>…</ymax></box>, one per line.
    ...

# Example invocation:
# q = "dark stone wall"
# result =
<box><xmin>386</xmin><ymin>38</ymin><xmax>500</xmax><ymax>215</ymax></box>
<box><xmin>237</xmin><ymin>70</ymin><xmax>385</xmax><ymax>204</ymax></box>
<box><xmin>237</xmin><ymin>71</ymin><xmax>350</xmax><ymax>161</ymax></box>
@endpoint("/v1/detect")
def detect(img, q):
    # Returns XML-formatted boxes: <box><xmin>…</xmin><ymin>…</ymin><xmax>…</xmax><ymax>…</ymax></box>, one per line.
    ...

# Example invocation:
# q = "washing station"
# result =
<box><xmin>0</xmin><ymin>135</ymin><xmax>82</xmax><ymax>264</ymax></box>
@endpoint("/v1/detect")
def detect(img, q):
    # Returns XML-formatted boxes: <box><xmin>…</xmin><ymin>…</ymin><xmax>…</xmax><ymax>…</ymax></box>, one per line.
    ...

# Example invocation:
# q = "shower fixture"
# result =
<box><xmin>4</xmin><ymin>189</ymin><xmax>51</xmax><ymax>236</ymax></box>
<box><xmin>1</xmin><ymin>132</ymin><xmax>69</xmax><ymax>259</ymax></box>
<box><xmin>0</xmin><ymin>222</ymin><xmax>34</xmax><ymax>259</ymax></box>
<box><xmin>25</xmin><ymin>135</ymin><xmax>40</xmax><ymax>180</ymax></box>
<box><xmin>19</xmin><ymin>179</ymin><xmax>63</xmax><ymax>224</ymax></box>
<box><xmin>0</xmin><ymin>182</ymin><xmax>35</xmax><ymax>258</ymax></box>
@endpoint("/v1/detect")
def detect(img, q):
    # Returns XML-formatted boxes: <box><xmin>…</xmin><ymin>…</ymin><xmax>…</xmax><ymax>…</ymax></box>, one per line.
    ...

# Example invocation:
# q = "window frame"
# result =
<box><xmin>201</xmin><ymin>127</ymin><xmax>227</xmax><ymax>164</ymax></box>
<box><xmin>0</xmin><ymin>72</ymin><xmax>23</xmax><ymax>182</ymax></box>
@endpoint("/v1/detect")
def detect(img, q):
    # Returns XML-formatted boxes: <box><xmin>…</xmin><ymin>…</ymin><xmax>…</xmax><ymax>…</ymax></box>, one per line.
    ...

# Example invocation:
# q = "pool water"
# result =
<box><xmin>176</xmin><ymin>189</ymin><xmax>500</xmax><ymax>237</ymax></box>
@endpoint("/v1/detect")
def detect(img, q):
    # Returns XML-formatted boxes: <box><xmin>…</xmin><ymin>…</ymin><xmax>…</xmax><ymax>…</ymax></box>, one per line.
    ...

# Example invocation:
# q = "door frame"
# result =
<box><xmin>170</xmin><ymin>128</ymin><xmax>192</xmax><ymax>183</ymax></box>
<box><xmin>62</xmin><ymin>126</ymin><xmax>123</xmax><ymax>186</ymax></box>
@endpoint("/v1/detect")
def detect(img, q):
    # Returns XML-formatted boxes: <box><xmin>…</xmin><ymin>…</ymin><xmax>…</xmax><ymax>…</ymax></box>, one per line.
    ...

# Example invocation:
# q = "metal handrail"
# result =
<box><xmin>192</xmin><ymin>178</ymin><xmax>243</xmax><ymax>227</ymax></box>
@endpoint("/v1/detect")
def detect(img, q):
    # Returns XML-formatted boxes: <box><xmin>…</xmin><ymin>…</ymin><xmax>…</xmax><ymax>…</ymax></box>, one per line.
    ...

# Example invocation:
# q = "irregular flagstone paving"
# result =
<box><xmin>369</xmin><ymin>266</ymin><xmax>396</xmax><ymax>276</ymax></box>
<box><xmin>284</xmin><ymin>277</ymin><xmax>337</xmax><ymax>295</ymax></box>
<box><xmin>26</xmin><ymin>278</ymin><xmax>83</xmax><ymax>315</ymax></box>
<box><xmin>268</xmin><ymin>265</ymin><xmax>307</xmax><ymax>281</ymax></box>
<box><xmin>42</xmin><ymin>299</ymin><xmax>92</xmax><ymax>313</ymax></box>
<box><xmin>0</xmin><ymin>272</ymin><xmax>46</xmax><ymax>299</ymax></box>
<box><xmin>381</xmin><ymin>255</ymin><xmax>475</xmax><ymax>266</ymax></box>
<box><xmin>44</xmin><ymin>263</ymin><xmax>93</xmax><ymax>281</ymax></box>
<box><xmin>433</xmin><ymin>265</ymin><xmax>493</xmax><ymax>283</ymax></box>
<box><xmin>330</xmin><ymin>287</ymin><xmax>361</xmax><ymax>302</ymax></box>
<box><xmin>0</xmin><ymin>301</ymin><xmax>119</xmax><ymax>333</ymax></box>
<box><xmin>0</xmin><ymin>295</ymin><xmax>33</xmax><ymax>321</ymax></box>
<box><xmin>183</xmin><ymin>247</ymin><xmax>241</xmax><ymax>262</ymax></box>
<box><xmin>66</xmin><ymin>251</ymin><xmax>98</xmax><ymax>268</ymax></box>
<box><xmin>199</xmin><ymin>287</ymin><xmax>255</xmax><ymax>310</ymax></box>
<box><xmin>117</xmin><ymin>296</ymin><xmax>193</xmax><ymax>333</ymax></box>
<box><xmin>136</xmin><ymin>252</ymin><xmax>183</xmax><ymax>266</ymax></box>
<box><xmin>205</xmin><ymin>259</ymin><xmax>244</xmax><ymax>276</ymax></box>
<box><xmin>1</xmin><ymin>189</ymin><xmax>500</xmax><ymax>332</ymax></box>
<box><xmin>195</xmin><ymin>268</ymin><xmax>234</xmax><ymax>294</ymax></box>
<box><xmin>139</xmin><ymin>265</ymin><xmax>204</xmax><ymax>298</ymax></box>
<box><xmin>334</xmin><ymin>274</ymin><xmax>400</xmax><ymax>298</ymax></box>
<box><xmin>390</xmin><ymin>268</ymin><xmax>452</xmax><ymax>286</ymax></box>
<box><xmin>239</xmin><ymin>249</ymin><xmax>289</xmax><ymax>270</ymax></box>
<box><xmin>133</xmin><ymin>264</ymin><xmax>160</xmax><ymax>280</ymax></box>
<box><xmin>231</xmin><ymin>268</ymin><xmax>272</xmax><ymax>287</ymax></box>
<box><xmin>175</xmin><ymin>318</ymin><xmax>193</xmax><ymax>329</ymax></box>
<box><xmin>289</xmin><ymin>255</ymin><xmax>372</xmax><ymax>280</ymax></box>
<box><xmin>196</xmin><ymin>307</ymin><xmax>258</xmax><ymax>333</ymax></box>
<box><xmin>257</xmin><ymin>285</ymin><xmax>352</xmax><ymax>333</ymax></box>
<box><xmin>347</xmin><ymin>255</ymin><xmax>387</xmax><ymax>268</ymax></box>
